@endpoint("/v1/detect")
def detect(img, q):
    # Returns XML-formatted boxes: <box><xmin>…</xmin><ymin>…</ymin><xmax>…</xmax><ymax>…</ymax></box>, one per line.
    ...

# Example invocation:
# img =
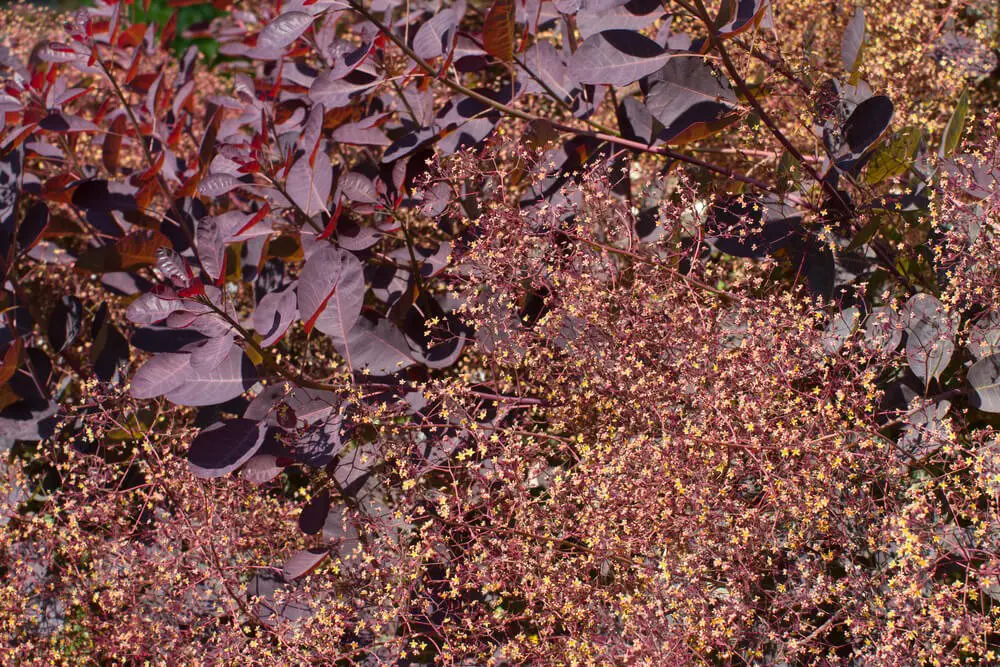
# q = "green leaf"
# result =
<box><xmin>940</xmin><ymin>90</ymin><xmax>969</xmax><ymax>158</ymax></box>
<box><xmin>847</xmin><ymin>214</ymin><xmax>883</xmax><ymax>251</ymax></box>
<box><xmin>775</xmin><ymin>150</ymin><xmax>800</xmax><ymax>193</ymax></box>
<box><xmin>864</xmin><ymin>127</ymin><xmax>921</xmax><ymax>184</ymax></box>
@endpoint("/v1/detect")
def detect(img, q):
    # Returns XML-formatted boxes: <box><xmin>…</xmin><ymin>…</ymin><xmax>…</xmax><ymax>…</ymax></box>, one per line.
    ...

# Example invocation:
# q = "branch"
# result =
<box><xmin>347</xmin><ymin>0</ymin><xmax>784</xmax><ymax>196</ymax></box>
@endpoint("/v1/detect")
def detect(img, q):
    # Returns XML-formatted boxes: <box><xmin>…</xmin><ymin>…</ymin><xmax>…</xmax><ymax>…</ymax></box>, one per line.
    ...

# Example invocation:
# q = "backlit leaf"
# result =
<box><xmin>484</xmin><ymin>0</ymin><xmax>516</xmax><ymax>61</ymax></box>
<box><xmin>75</xmin><ymin>228</ymin><xmax>172</xmax><ymax>274</ymax></box>
<box><xmin>865</xmin><ymin>127</ymin><xmax>920</xmax><ymax>184</ymax></box>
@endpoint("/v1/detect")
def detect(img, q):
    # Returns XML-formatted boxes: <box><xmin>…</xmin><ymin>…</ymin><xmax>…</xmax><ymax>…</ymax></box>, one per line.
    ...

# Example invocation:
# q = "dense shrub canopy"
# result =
<box><xmin>2</xmin><ymin>0</ymin><xmax>1000</xmax><ymax>662</ymax></box>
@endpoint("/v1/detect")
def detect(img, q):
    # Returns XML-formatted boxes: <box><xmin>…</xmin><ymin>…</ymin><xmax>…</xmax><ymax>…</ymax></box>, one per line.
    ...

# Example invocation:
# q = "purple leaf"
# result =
<box><xmin>519</xmin><ymin>41</ymin><xmax>574</xmax><ymax>101</ymax></box>
<box><xmin>310</xmin><ymin>70</ymin><xmax>381</xmax><ymax>107</ymax></box>
<box><xmin>716</xmin><ymin>0</ymin><xmax>768</xmax><ymax>37</ymax></box>
<box><xmin>300</xmin><ymin>103</ymin><xmax>325</xmax><ymax>155</ymax></box>
<box><xmin>339</xmin><ymin>171</ymin><xmax>378</xmax><ymax>204</ymax></box>
<box><xmin>47</xmin><ymin>295</ymin><xmax>83</xmax><ymax>353</ymax></box>
<box><xmin>242</xmin><ymin>454</ymin><xmax>285</xmax><ymax>484</ymax></box>
<box><xmin>162</xmin><ymin>348</ymin><xmax>258</xmax><ymax>406</ymax></box>
<box><xmin>130</xmin><ymin>352</ymin><xmax>193</xmax><ymax>400</ymax></box>
<box><xmin>841</xmin><ymin>7</ymin><xmax>865</xmax><ymax>74</ymax></box>
<box><xmin>325</xmin><ymin>39</ymin><xmax>375</xmax><ymax>80</ymax></box>
<box><xmin>185</xmin><ymin>333</ymin><xmax>236</xmax><ymax>373</ymax></box>
<box><xmin>412</xmin><ymin>8</ymin><xmax>459</xmax><ymax>60</ymax></box>
<box><xmin>331</xmin><ymin>114</ymin><xmax>391</xmax><ymax>146</ymax></box>
<box><xmin>188</xmin><ymin>418</ymin><xmax>267</xmax><ymax>478</ymax></box>
<box><xmin>244</xmin><ymin>384</ymin><xmax>338</xmax><ymax>426</ymax></box>
<box><xmin>126</xmin><ymin>290</ymin><xmax>182</xmax><ymax>325</ymax></box>
<box><xmin>645</xmin><ymin>57</ymin><xmax>737</xmax><ymax>142</ymax></box>
<box><xmin>295</xmin><ymin>408</ymin><xmax>345</xmax><ymax>467</ymax></box>
<box><xmin>35</xmin><ymin>42</ymin><xmax>84</xmax><ymax>63</ymax></box>
<box><xmin>253</xmin><ymin>283</ymin><xmax>298</xmax><ymax>347</ymax></box>
<box><xmin>40</xmin><ymin>112</ymin><xmax>99</xmax><ymax>134</ymax></box>
<box><xmin>568</xmin><ymin>30</ymin><xmax>676</xmax><ymax>86</ymax></box>
<box><xmin>842</xmin><ymin>95</ymin><xmax>893</xmax><ymax>155</ymax></box>
<box><xmin>299</xmin><ymin>489</ymin><xmax>331</xmax><ymax>534</ymax></box>
<box><xmin>0</xmin><ymin>146</ymin><xmax>22</xmax><ymax>233</ymax></box>
<box><xmin>283</xmin><ymin>548</ymin><xmax>328</xmax><ymax>580</ymax></box>
<box><xmin>420</xmin><ymin>182</ymin><xmax>452</xmax><ymax>217</ymax></box>
<box><xmin>286</xmin><ymin>151</ymin><xmax>333</xmax><ymax>217</ymax></box>
<box><xmin>389</xmin><ymin>242</ymin><xmax>451</xmax><ymax>278</ymax></box>
<box><xmin>616</xmin><ymin>95</ymin><xmax>656</xmax><ymax>144</ymax></box>
<box><xmin>196</xmin><ymin>216</ymin><xmax>225</xmax><ymax>281</ymax></box>
<box><xmin>297</xmin><ymin>247</ymin><xmax>365</xmax><ymax>338</ymax></box>
<box><xmin>333</xmin><ymin>219</ymin><xmax>383</xmax><ymax>251</ymax></box>
<box><xmin>258</xmin><ymin>11</ymin><xmax>313</xmax><ymax>50</ymax></box>
<box><xmin>18</xmin><ymin>201</ymin><xmax>49</xmax><ymax>251</ymax></box>
<box><xmin>903</xmin><ymin>293</ymin><xmax>956</xmax><ymax>386</ymax></box>
<box><xmin>199</xmin><ymin>173</ymin><xmax>243</xmax><ymax>198</ymax></box>
<box><xmin>577</xmin><ymin>0</ymin><xmax>664</xmax><ymax>40</ymax></box>
<box><xmin>331</xmin><ymin>313</ymin><xmax>421</xmax><ymax>375</ymax></box>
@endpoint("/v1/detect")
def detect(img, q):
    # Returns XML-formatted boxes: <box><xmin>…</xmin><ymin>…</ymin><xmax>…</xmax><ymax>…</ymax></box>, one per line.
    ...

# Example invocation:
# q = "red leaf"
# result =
<box><xmin>235</xmin><ymin>203</ymin><xmax>272</xmax><ymax>236</ymax></box>
<box><xmin>102</xmin><ymin>114</ymin><xmax>128</xmax><ymax>174</ymax></box>
<box><xmin>161</xmin><ymin>11</ymin><xmax>178</xmax><ymax>48</ymax></box>
<box><xmin>483</xmin><ymin>0</ymin><xmax>516</xmax><ymax>62</ymax></box>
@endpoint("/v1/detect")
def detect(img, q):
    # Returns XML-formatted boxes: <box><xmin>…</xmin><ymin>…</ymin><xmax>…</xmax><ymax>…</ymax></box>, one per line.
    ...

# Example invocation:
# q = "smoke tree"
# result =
<box><xmin>1</xmin><ymin>0</ymin><xmax>1000</xmax><ymax>661</ymax></box>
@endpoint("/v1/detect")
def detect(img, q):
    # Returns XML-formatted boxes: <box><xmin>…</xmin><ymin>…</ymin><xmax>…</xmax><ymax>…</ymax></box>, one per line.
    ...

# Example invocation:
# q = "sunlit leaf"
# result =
<box><xmin>568</xmin><ymin>30</ymin><xmax>677</xmax><ymax>86</ymax></box>
<box><xmin>841</xmin><ymin>7</ymin><xmax>865</xmax><ymax>79</ymax></box>
<box><xmin>902</xmin><ymin>293</ymin><xmax>955</xmax><ymax>386</ymax></box>
<box><xmin>258</xmin><ymin>11</ymin><xmax>313</xmax><ymax>50</ymax></box>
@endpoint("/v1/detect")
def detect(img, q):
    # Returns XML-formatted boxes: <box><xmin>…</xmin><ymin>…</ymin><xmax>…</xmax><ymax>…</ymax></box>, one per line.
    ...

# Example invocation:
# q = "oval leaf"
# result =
<box><xmin>47</xmin><ymin>295</ymin><xmax>83</xmax><ymax>353</ymax></box>
<box><xmin>259</xmin><ymin>12</ymin><xmax>313</xmax><ymax>50</ymax></box>
<box><xmin>283</xmin><ymin>548</ymin><xmax>328</xmax><ymax>580</ymax></box>
<box><xmin>568</xmin><ymin>30</ymin><xmax>676</xmax><ymax>87</ymax></box>
<box><xmin>162</xmin><ymin>348</ymin><xmax>258</xmax><ymax>407</ymax></box>
<box><xmin>841</xmin><ymin>7</ymin><xmax>865</xmax><ymax>75</ymax></box>
<box><xmin>903</xmin><ymin>293</ymin><xmax>955</xmax><ymax>386</ymax></box>
<box><xmin>188</xmin><ymin>418</ymin><xmax>267</xmax><ymax>478</ymax></box>
<box><xmin>130</xmin><ymin>352</ymin><xmax>192</xmax><ymax>400</ymax></box>
<box><xmin>483</xmin><ymin>0</ymin><xmax>516</xmax><ymax>61</ymax></box>
<box><xmin>970</xmin><ymin>354</ymin><xmax>1000</xmax><ymax>413</ymax></box>
<box><xmin>287</xmin><ymin>151</ymin><xmax>333</xmax><ymax>217</ymax></box>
